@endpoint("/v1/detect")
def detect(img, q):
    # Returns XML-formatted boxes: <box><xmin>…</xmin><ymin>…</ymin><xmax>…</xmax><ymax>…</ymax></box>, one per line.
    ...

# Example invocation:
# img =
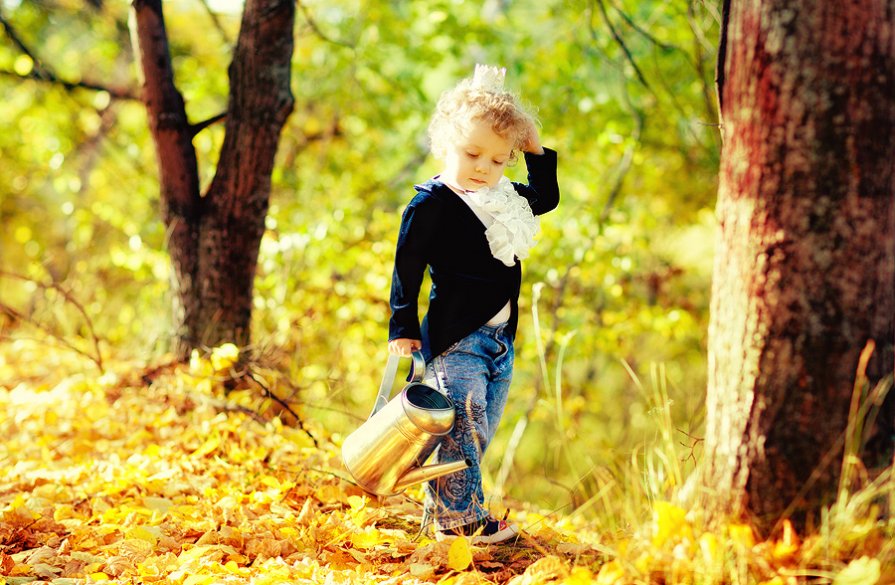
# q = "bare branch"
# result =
<box><xmin>0</xmin><ymin>69</ymin><xmax>138</xmax><ymax>100</ymax></box>
<box><xmin>297</xmin><ymin>1</ymin><xmax>355</xmax><ymax>48</ymax></box>
<box><xmin>686</xmin><ymin>1</ymin><xmax>720</xmax><ymax>125</ymax></box>
<box><xmin>595</xmin><ymin>0</ymin><xmax>652</xmax><ymax>91</ymax></box>
<box><xmin>599</xmin><ymin>116</ymin><xmax>641</xmax><ymax>226</ymax></box>
<box><xmin>0</xmin><ymin>12</ymin><xmax>51</xmax><ymax>80</ymax></box>
<box><xmin>0</xmin><ymin>13</ymin><xmax>137</xmax><ymax>99</ymax></box>
<box><xmin>244</xmin><ymin>369</ymin><xmax>320</xmax><ymax>448</ymax></box>
<box><xmin>190</xmin><ymin>112</ymin><xmax>228</xmax><ymax>137</ymax></box>
<box><xmin>610</xmin><ymin>1</ymin><xmax>677</xmax><ymax>53</ymax></box>
<box><xmin>0</xmin><ymin>271</ymin><xmax>105</xmax><ymax>373</ymax></box>
<box><xmin>196</xmin><ymin>0</ymin><xmax>234</xmax><ymax>48</ymax></box>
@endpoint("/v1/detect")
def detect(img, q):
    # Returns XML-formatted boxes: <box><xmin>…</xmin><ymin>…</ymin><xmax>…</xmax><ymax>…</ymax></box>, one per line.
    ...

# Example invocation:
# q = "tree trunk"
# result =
<box><xmin>130</xmin><ymin>0</ymin><xmax>202</xmax><ymax>356</ymax></box>
<box><xmin>131</xmin><ymin>0</ymin><xmax>295</xmax><ymax>360</ymax></box>
<box><xmin>703</xmin><ymin>0</ymin><xmax>895</xmax><ymax>533</ymax></box>
<box><xmin>197</xmin><ymin>0</ymin><xmax>295</xmax><ymax>351</ymax></box>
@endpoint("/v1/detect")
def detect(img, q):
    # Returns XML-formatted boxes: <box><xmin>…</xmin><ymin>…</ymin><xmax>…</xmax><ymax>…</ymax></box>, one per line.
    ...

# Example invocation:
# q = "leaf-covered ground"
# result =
<box><xmin>0</xmin><ymin>340</ymin><xmax>606</xmax><ymax>585</ymax></box>
<box><xmin>4</xmin><ymin>339</ymin><xmax>893</xmax><ymax>585</ymax></box>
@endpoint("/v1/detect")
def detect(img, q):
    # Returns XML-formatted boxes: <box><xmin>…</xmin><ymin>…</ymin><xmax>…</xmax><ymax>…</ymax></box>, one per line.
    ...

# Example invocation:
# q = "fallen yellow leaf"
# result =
<box><xmin>192</xmin><ymin>436</ymin><xmax>221</xmax><ymax>458</ymax></box>
<box><xmin>210</xmin><ymin>343</ymin><xmax>240</xmax><ymax>372</ymax></box>
<box><xmin>127</xmin><ymin>525</ymin><xmax>159</xmax><ymax>546</ymax></box>
<box><xmin>447</xmin><ymin>536</ymin><xmax>473</xmax><ymax>571</ymax></box>
<box><xmin>652</xmin><ymin>501</ymin><xmax>691</xmax><ymax>547</ymax></box>
<box><xmin>772</xmin><ymin>519</ymin><xmax>800</xmax><ymax>562</ymax></box>
<box><xmin>349</xmin><ymin>526</ymin><xmax>381</xmax><ymax>549</ymax></box>
<box><xmin>560</xmin><ymin>566</ymin><xmax>597</xmax><ymax>585</ymax></box>
<box><xmin>347</xmin><ymin>495</ymin><xmax>366</xmax><ymax>511</ymax></box>
<box><xmin>595</xmin><ymin>559</ymin><xmax>626</xmax><ymax>584</ymax></box>
<box><xmin>834</xmin><ymin>556</ymin><xmax>881</xmax><ymax>585</ymax></box>
<box><xmin>729</xmin><ymin>523</ymin><xmax>756</xmax><ymax>548</ymax></box>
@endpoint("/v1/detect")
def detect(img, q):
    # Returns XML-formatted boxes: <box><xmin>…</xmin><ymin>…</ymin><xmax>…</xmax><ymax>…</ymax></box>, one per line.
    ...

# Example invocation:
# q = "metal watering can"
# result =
<box><xmin>341</xmin><ymin>352</ymin><xmax>471</xmax><ymax>497</ymax></box>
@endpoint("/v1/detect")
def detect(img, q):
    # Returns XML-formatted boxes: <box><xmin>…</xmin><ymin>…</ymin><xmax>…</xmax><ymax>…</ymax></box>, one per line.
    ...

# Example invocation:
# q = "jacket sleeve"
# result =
<box><xmin>388</xmin><ymin>194</ymin><xmax>439</xmax><ymax>341</ymax></box>
<box><xmin>514</xmin><ymin>147</ymin><xmax>560</xmax><ymax>216</ymax></box>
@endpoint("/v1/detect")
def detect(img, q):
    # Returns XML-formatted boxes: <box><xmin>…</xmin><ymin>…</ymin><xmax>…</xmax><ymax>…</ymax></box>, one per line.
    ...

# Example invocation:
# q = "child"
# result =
<box><xmin>388</xmin><ymin>64</ymin><xmax>559</xmax><ymax>544</ymax></box>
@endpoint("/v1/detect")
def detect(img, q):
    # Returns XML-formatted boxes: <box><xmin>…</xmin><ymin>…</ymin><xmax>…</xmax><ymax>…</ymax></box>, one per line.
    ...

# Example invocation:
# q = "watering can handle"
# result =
<box><xmin>369</xmin><ymin>351</ymin><xmax>426</xmax><ymax>418</ymax></box>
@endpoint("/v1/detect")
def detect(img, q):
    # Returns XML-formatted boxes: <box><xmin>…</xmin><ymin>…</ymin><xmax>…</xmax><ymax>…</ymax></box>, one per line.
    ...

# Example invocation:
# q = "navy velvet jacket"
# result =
<box><xmin>388</xmin><ymin>148</ymin><xmax>560</xmax><ymax>361</ymax></box>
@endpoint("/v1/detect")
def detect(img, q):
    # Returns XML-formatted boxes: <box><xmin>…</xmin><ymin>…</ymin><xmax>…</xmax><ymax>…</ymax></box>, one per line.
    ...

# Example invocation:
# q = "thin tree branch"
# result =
<box><xmin>190</xmin><ymin>112</ymin><xmax>228</xmax><ymax>137</ymax></box>
<box><xmin>196</xmin><ymin>0</ymin><xmax>233</xmax><ymax>48</ymax></box>
<box><xmin>595</xmin><ymin>0</ymin><xmax>652</xmax><ymax>91</ymax></box>
<box><xmin>599</xmin><ymin>76</ymin><xmax>645</xmax><ymax>228</ymax></box>
<box><xmin>0</xmin><ymin>12</ymin><xmax>51</xmax><ymax>80</ymax></box>
<box><xmin>296</xmin><ymin>1</ymin><xmax>355</xmax><ymax>48</ymax></box>
<box><xmin>599</xmin><ymin>138</ymin><xmax>637</xmax><ymax>226</ymax></box>
<box><xmin>586</xmin><ymin>2</ymin><xmax>627</xmax><ymax>73</ymax></box>
<box><xmin>188</xmin><ymin>390</ymin><xmax>269</xmax><ymax>425</ymax></box>
<box><xmin>0</xmin><ymin>271</ymin><xmax>105</xmax><ymax>373</ymax></box>
<box><xmin>0</xmin><ymin>69</ymin><xmax>138</xmax><ymax>99</ymax></box>
<box><xmin>610</xmin><ymin>1</ymin><xmax>677</xmax><ymax>52</ymax></box>
<box><xmin>686</xmin><ymin>1</ymin><xmax>720</xmax><ymax>127</ymax></box>
<box><xmin>244</xmin><ymin>369</ymin><xmax>320</xmax><ymax>448</ymax></box>
<box><xmin>0</xmin><ymin>13</ymin><xmax>137</xmax><ymax>99</ymax></box>
<box><xmin>611</xmin><ymin>0</ymin><xmax>709</xmax><ymax>84</ymax></box>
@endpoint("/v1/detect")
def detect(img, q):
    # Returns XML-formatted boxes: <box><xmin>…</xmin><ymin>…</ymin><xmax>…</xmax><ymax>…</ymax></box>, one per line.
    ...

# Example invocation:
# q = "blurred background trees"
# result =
<box><xmin>1</xmin><ymin>0</ymin><xmax>720</xmax><ymax>515</ymax></box>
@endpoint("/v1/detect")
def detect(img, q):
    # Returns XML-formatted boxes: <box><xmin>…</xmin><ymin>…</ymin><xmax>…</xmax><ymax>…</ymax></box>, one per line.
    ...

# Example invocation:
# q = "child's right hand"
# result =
<box><xmin>522</xmin><ymin>121</ymin><xmax>544</xmax><ymax>155</ymax></box>
<box><xmin>389</xmin><ymin>338</ymin><xmax>422</xmax><ymax>356</ymax></box>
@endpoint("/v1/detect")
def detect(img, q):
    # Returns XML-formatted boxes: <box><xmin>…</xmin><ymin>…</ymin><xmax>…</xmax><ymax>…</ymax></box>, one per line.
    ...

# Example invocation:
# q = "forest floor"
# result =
<box><xmin>0</xmin><ymin>339</ymin><xmax>607</xmax><ymax>585</ymax></box>
<box><xmin>4</xmin><ymin>338</ymin><xmax>893</xmax><ymax>585</ymax></box>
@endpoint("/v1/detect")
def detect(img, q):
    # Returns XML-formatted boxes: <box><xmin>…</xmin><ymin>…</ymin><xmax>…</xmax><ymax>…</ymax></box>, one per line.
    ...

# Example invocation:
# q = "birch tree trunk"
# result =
<box><xmin>130</xmin><ymin>0</ymin><xmax>295</xmax><ymax>360</ymax></box>
<box><xmin>703</xmin><ymin>0</ymin><xmax>895</xmax><ymax>532</ymax></box>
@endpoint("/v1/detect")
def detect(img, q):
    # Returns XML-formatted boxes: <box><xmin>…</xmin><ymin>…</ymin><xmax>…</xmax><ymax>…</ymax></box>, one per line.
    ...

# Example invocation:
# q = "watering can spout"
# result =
<box><xmin>393</xmin><ymin>458</ymin><xmax>472</xmax><ymax>492</ymax></box>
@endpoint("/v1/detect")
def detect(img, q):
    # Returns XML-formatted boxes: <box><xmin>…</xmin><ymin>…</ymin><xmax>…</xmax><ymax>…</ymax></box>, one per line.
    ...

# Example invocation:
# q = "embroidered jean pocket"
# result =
<box><xmin>425</xmin><ymin>361</ymin><xmax>450</xmax><ymax>396</ymax></box>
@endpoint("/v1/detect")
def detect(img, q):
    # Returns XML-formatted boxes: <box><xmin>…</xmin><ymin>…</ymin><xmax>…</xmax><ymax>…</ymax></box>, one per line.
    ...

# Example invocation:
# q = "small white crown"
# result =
<box><xmin>472</xmin><ymin>64</ymin><xmax>506</xmax><ymax>91</ymax></box>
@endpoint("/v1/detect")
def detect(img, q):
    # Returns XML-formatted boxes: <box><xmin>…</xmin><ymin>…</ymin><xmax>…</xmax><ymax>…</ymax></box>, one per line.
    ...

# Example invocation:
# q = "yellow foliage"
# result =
<box><xmin>652</xmin><ymin>501</ymin><xmax>692</xmax><ymax>548</ymax></box>
<box><xmin>595</xmin><ymin>559</ymin><xmax>626</xmax><ymax>584</ymax></box>
<box><xmin>771</xmin><ymin>519</ymin><xmax>800</xmax><ymax>562</ymax></box>
<box><xmin>349</xmin><ymin>526</ymin><xmax>382</xmax><ymax>550</ymax></box>
<box><xmin>2</xmin><ymin>339</ymin><xmax>890</xmax><ymax>585</ymax></box>
<box><xmin>127</xmin><ymin>525</ymin><xmax>159</xmax><ymax>546</ymax></box>
<box><xmin>210</xmin><ymin>343</ymin><xmax>240</xmax><ymax>372</ymax></box>
<box><xmin>834</xmin><ymin>556</ymin><xmax>882</xmax><ymax>585</ymax></box>
<box><xmin>698</xmin><ymin>532</ymin><xmax>722</xmax><ymax>566</ymax></box>
<box><xmin>729</xmin><ymin>523</ymin><xmax>757</xmax><ymax>548</ymax></box>
<box><xmin>447</xmin><ymin>536</ymin><xmax>474</xmax><ymax>571</ymax></box>
<box><xmin>560</xmin><ymin>566</ymin><xmax>596</xmax><ymax>584</ymax></box>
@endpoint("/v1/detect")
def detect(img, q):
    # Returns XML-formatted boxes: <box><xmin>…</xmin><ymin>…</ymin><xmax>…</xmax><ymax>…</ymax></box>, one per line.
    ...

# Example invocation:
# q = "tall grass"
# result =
<box><xmin>536</xmin><ymin>324</ymin><xmax>895</xmax><ymax>583</ymax></box>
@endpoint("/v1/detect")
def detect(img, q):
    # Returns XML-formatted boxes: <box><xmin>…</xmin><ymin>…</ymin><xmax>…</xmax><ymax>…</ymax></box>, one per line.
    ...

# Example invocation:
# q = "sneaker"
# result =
<box><xmin>436</xmin><ymin>515</ymin><xmax>519</xmax><ymax>545</ymax></box>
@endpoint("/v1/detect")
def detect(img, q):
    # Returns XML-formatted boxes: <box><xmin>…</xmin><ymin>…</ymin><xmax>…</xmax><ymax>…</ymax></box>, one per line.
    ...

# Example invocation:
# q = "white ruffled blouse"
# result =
<box><xmin>461</xmin><ymin>176</ymin><xmax>540</xmax><ymax>267</ymax></box>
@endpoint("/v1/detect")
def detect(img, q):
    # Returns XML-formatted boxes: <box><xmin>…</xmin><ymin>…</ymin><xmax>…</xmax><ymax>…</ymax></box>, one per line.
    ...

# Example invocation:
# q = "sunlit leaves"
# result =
<box><xmin>651</xmin><ymin>501</ymin><xmax>691</xmax><ymax>548</ymax></box>
<box><xmin>834</xmin><ymin>556</ymin><xmax>882</xmax><ymax>585</ymax></box>
<box><xmin>0</xmin><ymin>343</ymin><xmax>619</xmax><ymax>582</ymax></box>
<box><xmin>447</xmin><ymin>537</ymin><xmax>473</xmax><ymax>571</ymax></box>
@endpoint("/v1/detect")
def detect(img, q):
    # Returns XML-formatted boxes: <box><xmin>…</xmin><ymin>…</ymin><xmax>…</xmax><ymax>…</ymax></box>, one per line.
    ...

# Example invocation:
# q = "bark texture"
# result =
<box><xmin>131</xmin><ymin>0</ymin><xmax>295</xmax><ymax>359</ymax></box>
<box><xmin>130</xmin><ymin>0</ymin><xmax>202</xmax><ymax>355</ymax></box>
<box><xmin>704</xmin><ymin>0</ymin><xmax>895</xmax><ymax>531</ymax></box>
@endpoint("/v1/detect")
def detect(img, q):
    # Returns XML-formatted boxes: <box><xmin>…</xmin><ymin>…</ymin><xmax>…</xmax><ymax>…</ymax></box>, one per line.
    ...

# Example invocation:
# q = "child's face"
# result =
<box><xmin>440</xmin><ymin>118</ymin><xmax>513</xmax><ymax>192</ymax></box>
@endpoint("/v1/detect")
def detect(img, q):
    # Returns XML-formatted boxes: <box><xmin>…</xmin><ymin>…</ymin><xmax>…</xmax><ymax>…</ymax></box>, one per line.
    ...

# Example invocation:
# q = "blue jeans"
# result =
<box><xmin>423</xmin><ymin>322</ymin><xmax>514</xmax><ymax>530</ymax></box>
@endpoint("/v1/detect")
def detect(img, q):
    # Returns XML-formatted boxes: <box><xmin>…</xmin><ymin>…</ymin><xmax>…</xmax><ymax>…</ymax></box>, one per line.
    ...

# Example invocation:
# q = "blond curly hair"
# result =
<box><xmin>428</xmin><ymin>76</ymin><xmax>536</xmax><ymax>163</ymax></box>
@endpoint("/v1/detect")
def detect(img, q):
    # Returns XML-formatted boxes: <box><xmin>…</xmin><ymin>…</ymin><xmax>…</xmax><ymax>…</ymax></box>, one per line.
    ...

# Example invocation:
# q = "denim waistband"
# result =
<box><xmin>480</xmin><ymin>321</ymin><xmax>509</xmax><ymax>336</ymax></box>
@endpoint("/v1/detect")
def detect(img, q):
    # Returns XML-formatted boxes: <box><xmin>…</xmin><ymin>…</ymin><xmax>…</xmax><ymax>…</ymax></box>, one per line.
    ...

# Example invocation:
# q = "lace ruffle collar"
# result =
<box><xmin>464</xmin><ymin>176</ymin><xmax>539</xmax><ymax>267</ymax></box>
